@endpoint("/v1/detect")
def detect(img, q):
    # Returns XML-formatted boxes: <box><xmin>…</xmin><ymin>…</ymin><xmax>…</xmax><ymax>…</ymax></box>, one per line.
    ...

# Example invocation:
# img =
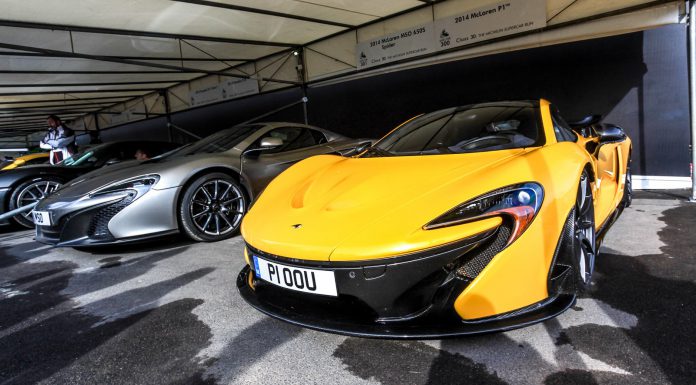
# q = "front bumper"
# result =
<box><xmin>34</xmin><ymin>187</ymin><xmax>179</xmax><ymax>247</ymax></box>
<box><xmin>237</xmin><ymin>226</ymin><xmax>575</xmax><ymax>339</ymax></box>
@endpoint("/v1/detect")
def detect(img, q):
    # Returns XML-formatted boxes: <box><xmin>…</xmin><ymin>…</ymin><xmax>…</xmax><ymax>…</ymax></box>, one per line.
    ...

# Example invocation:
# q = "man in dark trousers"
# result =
<box><xmin>39</xmin><ymin>115</ymin><xmax>77</xmax><ymax>164</ymax></box>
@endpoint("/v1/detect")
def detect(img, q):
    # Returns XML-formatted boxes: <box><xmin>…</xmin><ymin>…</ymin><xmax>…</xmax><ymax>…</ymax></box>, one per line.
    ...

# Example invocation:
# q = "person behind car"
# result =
<box><xmin>134</xmin><ymin>148</ymin><xmax>150</xmax><ymax>161</ymax></box>
<box><xmin>40</xmin><ymin>115</ymin><xmax>77</xmax><ymax>165</ymax></box>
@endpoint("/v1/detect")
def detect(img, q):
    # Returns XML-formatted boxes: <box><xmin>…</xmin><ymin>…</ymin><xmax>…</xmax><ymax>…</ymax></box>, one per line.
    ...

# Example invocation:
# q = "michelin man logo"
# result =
<box><xmin>359</xmin><ymin>51</ymin><xmax>367</xmax><ymax>67</ymax></box>
<box><xmin>439</xmin><ymin>29</ymin><xmax>451</xmax><ymax>48</ymax></box>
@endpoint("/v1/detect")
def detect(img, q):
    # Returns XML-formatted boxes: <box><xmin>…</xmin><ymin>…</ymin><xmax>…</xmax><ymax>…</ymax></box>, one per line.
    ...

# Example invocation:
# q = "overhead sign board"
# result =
<box><xmin>356</xmin><ymin>23</ymin><xmax>435</xmax><ymax>70</ymax></box>
<box><xmin>356</xmin><ymin>0</ymin><xmax>546</xmax><ymax>69</ymax></box>
<box><xmin>434</xmin><ymin>0</ymin><xmax>547</xmax><ymax>50</ymax></box>
<box><xmin>189</xmin><ymin>77</ymin><xmax>260</xmax><ymax>107</ymax></box>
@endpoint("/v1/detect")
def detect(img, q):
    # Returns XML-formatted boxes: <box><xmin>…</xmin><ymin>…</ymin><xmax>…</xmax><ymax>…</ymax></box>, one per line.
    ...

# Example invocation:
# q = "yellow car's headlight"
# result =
<box><xmin>424</xmin><ymin>183</ymin><xmax>544</xmax><ymax>246</ymax></box>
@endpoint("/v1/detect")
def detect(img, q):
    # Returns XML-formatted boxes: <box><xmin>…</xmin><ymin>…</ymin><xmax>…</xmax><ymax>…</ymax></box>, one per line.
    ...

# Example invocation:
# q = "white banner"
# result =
<box><xmin>222</xmin><ymin>78</ymin><xmax>259</xmax><ymax>100</ymax></box>
<box><xmin>355</xmin><ymin>0</ymin><xmax>546</xmax><ymax>68</ymax></box>
<box><xmin>434</xmin><ymin>0</ymin><xmax>547</xmax><ymax>51</ymax></box>
<box><xmin>356</xmin><ymin>23</ymin><xmax>435</xmax><ymax>69</ymax></box>
<box><xmin>189</xmin><ymin>84</ymin><xmax>223</xmax><ymax>107</ymax></box>
<box><xmin>189</xmin><ymin>77</ymin><xmax>260</xmax><ymax>107</ymax></box>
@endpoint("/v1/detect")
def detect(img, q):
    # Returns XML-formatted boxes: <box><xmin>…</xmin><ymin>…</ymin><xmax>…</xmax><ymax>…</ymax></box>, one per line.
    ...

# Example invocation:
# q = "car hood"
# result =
<box><xmin>49</xmin><ymin>153</ymin><xmax>237</xmax><ymax>200</ymax></box>
<box><xmin>242</xmin><ymin>148</ymin><xmax>537</xmax><ymax>262</ymax></box>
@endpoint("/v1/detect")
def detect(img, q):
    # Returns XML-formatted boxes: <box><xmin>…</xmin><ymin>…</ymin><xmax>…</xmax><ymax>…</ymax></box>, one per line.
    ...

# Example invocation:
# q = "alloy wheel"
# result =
<box><xmin>575</xmin><ymin>173</ymin><xmax>596</xmax><ymax>285</ymax></box>
<box><xmin>16</xmin><ymin>180</ymin><xmax>61</xmax><ymax>220</ymax></box>
<box><xmin>189</xmin><ymin>179</ymin><xmax>245</xmax><ymax>236</ymax></box>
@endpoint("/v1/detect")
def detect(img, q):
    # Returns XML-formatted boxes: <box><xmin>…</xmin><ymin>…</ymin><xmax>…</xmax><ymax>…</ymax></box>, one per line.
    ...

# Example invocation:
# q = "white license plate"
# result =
<box><xmin>253</xmin><ymin>255</ymin><xmax>337</xmax><ymax>297</ymax></box>
<box><xmin>32</xmin><ymin>211</ymin><xmax>52</xmax><ymax>226</ymax></box>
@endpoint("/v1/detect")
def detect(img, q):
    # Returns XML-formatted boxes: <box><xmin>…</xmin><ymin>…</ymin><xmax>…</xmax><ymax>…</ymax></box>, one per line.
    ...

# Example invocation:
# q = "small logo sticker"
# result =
<box><xmin>359</xmin><ymin>52</ymin><xmax>367</xmax><ymax>67</ymax></box>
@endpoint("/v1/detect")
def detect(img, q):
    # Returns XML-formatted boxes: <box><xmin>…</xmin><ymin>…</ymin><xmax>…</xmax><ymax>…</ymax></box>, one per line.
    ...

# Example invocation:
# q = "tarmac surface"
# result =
<box><xmin>0</xmin><ymin>190</ymin><xmax>694</xmax><ymax>385</ymax></box>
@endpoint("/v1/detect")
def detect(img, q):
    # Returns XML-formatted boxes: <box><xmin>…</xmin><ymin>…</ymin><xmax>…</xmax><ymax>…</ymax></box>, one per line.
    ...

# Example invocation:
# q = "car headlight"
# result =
<box><xmin>89</xmin><ymin>175</ymin><xmax>159</xmax><ymax>198</ymax></box>
<box><xmin>424</xmin><ymin>182</ymin><xmax>544</xmax><ymax>246</ymax></box>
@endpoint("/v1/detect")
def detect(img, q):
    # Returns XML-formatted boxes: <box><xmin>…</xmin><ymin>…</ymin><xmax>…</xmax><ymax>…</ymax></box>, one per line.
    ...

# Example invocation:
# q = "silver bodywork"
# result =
<box><xmin>34</xmin><ymin>122</ymin><xmax>368</xmax><ymax>246</ymax></box>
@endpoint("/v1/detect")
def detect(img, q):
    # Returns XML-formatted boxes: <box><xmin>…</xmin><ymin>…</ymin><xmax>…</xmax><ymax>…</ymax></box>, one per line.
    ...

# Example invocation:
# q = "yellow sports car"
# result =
<box><xmin>237</xmin><ymin>99</ymin><xmax>632</xmax><ymax>338</ymax></box>
<box><xmin>1</xmin><ymin>152</ymin><xmax>49</xmax><ymax>170</ymax></box>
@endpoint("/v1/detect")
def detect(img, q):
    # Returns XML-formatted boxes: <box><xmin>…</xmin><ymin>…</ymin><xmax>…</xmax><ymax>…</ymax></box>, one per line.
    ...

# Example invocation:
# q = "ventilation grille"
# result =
<box><xmin>457</xmin><ymin>224</ymin><xmax>511</xmax><ymax>279</ymax></box>
<box><xmin>87</xmin><ymin>195</ymin><xmax>134</xmax><ymax>240</ymax></box>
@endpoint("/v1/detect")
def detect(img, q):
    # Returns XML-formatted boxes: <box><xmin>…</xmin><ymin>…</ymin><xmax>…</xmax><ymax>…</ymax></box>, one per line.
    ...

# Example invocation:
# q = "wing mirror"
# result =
<box><xmin>568</xmin><ymin>114</ymin><xmax>602</xmax><ymax>138</ymax></box>
<box><xmin>339</xmin><ymin>140</ymin><xmax>373</xmax><ymax>157</ymax></box>
<box><xmin>596</xmin><ymin>123</ymin><xmax>626</xmax><ymax>143</ymax></box>
<box><xmin>242</xmin><ymin>137</ymin><xmax>284</xmax><ymax>158</ymax></box>
<box><xmin>354</xmin><ymin>141</ymin><xmax>371</xmax><ymax>154</ymax></box>
<box><xmin>260</xmin><ymin>137</ymin><xmax>283</xmax><ymax>148</ymax></box>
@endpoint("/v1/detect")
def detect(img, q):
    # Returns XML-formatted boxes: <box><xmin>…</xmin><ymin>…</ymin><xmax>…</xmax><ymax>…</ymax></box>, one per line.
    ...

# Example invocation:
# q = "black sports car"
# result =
<box><xmin>0</xmin><ymin>141</ymin><xmax>178</xmax><ymax>228</ymax></box>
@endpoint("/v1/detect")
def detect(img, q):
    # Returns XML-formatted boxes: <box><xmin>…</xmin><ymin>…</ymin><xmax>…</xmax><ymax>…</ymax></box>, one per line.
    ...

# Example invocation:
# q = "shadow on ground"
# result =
<box><xmin>0</xmin><ymin>247</ymin><xmax>218</xmax><ymax>384</ymax></box>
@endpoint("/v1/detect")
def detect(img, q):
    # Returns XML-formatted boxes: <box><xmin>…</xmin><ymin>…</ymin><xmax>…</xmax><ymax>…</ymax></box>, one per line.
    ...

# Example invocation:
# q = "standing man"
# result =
<box><xmin>40</xmin><ymin>115</ymin><xmax>77</xmax><ymax>164</ymax></box>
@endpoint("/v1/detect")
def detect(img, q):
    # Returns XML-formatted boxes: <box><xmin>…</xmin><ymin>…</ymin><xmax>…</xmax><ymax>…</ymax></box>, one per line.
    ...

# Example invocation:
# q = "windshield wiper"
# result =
<box><xmin>361</xmin><ymin>146</ymin><xmax>393</xmax><ymax>157</ymax></box>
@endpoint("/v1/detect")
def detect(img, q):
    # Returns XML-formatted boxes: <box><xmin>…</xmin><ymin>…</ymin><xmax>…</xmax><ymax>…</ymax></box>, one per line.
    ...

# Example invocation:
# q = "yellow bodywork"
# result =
<box><xmin>2</xmin><ymin>152</ymin><xmax>49</xmax><ymax>170</ymax></box>
<box><xmin>242</xmin><ymin>99</ymin><xmax>631</xmax><ymax>320</ymax></box>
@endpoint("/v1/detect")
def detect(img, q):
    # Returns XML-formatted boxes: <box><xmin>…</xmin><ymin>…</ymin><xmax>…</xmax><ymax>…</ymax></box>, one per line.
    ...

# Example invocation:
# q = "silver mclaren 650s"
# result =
<box><xmin>33</xmin><ymin>122</ymin><xmax>369</xmax><ymax>246</ymax></box>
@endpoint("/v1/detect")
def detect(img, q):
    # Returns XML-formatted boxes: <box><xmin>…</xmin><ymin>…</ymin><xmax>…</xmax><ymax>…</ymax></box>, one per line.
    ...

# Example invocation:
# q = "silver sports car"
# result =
<box><xmin>33</xmin><ymin>122</ymin><xmax>368</xmax><ymax>246</ymax></box>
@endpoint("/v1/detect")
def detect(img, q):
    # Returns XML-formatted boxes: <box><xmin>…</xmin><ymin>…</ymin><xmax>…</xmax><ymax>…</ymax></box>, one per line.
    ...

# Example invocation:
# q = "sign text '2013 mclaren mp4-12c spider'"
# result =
<box><xmin>33</xmin><ymin>123</ymin><xmax>369</xmax><ymax>247</ymax></box>
<box><xmin>238</xmin><ymin>99</ymin><xmax>633</xmax><ymax>338</ymax></box>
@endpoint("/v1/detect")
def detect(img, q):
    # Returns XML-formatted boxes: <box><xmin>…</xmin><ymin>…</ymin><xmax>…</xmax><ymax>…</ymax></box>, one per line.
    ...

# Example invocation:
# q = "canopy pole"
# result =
<box><xmin>690</xmin><ymin>0</ymin><xmax>696</xmax><ymax>201</ymax></box>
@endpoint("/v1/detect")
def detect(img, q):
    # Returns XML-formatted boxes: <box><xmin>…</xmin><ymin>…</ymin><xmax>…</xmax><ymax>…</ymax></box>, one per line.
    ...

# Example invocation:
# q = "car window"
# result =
<box><xmin>107</xmin><ymin>143</ymin><xmax>138</xmax><ymax>162</ymax></box>
<box><xmin>162</xmin><ymin>125</ymin><xmax>262</xmax><ymax>159</ymax></box>
<box><xmin>310</xmin><ymin>129</ymin><xmax>328</xmax><ymax>144</ymax></box>
<box><xmin>387</xmin><ymin>115</ymin><xmax>452</xmax><ymax>153</ymax></box>
<box><xmin>550</xmin><ymin>106</ymin><xmax>577</xmax><ymax>143</ymax></box>
<box><xmin>371</xmin><ymin>104</ymin><xmax>542</xmax><ymax>156</ymax></box>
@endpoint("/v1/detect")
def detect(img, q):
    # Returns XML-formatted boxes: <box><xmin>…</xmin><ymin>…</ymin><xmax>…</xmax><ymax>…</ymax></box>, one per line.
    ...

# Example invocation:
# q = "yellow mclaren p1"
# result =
<box><xmin>237</xmin><ymin>99</ymin><xmax>632</xmax><ymax>338</ymax></box>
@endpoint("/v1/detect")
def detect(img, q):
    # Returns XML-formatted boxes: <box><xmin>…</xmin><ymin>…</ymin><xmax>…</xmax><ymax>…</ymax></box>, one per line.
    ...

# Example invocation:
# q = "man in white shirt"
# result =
<box><xmin>40</xmin><ymin>115</ymin><xmax>77</xmax><ymax>164</ymax></box>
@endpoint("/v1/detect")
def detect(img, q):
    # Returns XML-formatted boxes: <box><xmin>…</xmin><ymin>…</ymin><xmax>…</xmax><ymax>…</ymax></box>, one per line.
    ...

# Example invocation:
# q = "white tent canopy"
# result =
<box><xmin>0</xmin><ymin>0</ymin><xmax>684</xmax><ymax>142</ymax></box>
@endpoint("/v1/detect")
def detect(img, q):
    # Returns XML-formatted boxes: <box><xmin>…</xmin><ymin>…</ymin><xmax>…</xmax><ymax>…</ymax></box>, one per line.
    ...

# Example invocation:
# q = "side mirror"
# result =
<box><xmin>596</xmin><ymin>123</ymin><xmax>626</xmax><ymax>143</ymax></box>
<box><xmin>568</xmin><ymin>114</ymin><xmax>602</xmax><ymax>138</ymax></box>
<box><xmin>568</xmin><ymin>114</ymin><xmax>602</xmax><ymax>129</ymax></box>
<box><xmin>354</xmin><ymin>141</ymin><xmax>371</xmax><ymax>154</ymax></box>
<box><xmin>337</xmin><ymin>141</ymin><xmax>373</xmax><ymax>157</ymax></box>
<box><xmin>260</xmin><ymin>137</ymin><xmax>283</xmax><ymax>148</ymax></box>
<box><xmin>242</xmin><ymin>137</ymin><xmax>284</xmax><ymax>158</ymax></box>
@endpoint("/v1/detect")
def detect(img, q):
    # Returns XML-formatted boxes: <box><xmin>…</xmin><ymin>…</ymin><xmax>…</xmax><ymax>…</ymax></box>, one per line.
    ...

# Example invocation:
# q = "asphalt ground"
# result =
<box><xmin>0</xmin><ymin>190</ymin><xmax>694</xmax><ymax>385</ymax></box>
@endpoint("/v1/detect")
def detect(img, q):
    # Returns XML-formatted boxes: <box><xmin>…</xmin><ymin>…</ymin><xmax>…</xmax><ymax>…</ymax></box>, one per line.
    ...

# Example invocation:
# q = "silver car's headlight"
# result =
<box><xmin>424</xmin><ymin>182</ymin><xmax>544</xmax><ymax>246</ymax></box>
<box><xmin>89</xmin><ymin>175</ymin><xmax>160</xmax><ymax>198</ymax></box>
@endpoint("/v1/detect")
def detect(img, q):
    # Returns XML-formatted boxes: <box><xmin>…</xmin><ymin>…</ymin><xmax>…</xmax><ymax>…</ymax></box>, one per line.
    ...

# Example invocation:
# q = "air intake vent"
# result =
<box><xmin>457</xmin><ymin>224</ymin><xmax>512</xmax><ymax>279</ymax></box>
<box><xmin>87</xmin><ymin>195</ymin><xmax>135</xmax><ymax>240</ymax></box>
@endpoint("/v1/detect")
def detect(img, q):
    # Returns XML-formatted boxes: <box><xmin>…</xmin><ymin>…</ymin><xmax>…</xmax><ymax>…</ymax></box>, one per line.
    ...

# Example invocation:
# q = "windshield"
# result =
<box><xmin>367</xmin><ymin>103</ymin><xmax>543</xmax><ymax>157</ymax></box>
<box><xmin>60</xmin><ymin>144</ymin><xmax>111</xmax><ymax>167</ymax></box>
<box><xmin>163</xmin><ymin>124</ymin><xmax>262</xmax><ymax>159</ymax></box>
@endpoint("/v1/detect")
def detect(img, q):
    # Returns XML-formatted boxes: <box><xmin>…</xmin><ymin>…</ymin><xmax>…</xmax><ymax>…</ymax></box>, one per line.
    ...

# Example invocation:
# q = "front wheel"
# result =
<box><xmin>622</xmin><ymin>158</ymin><xmax>632</xmax><ymax>208</ymax></box>
<box><xmin>572</xmin><ymin>171</ymin><xmax>597</xmax><ymax>292</ymax></box>
<box><xmin>178</xmin><ymin>173</ymin><xmax>247</xmax><ymax>242</ymax></box>
<box><xmin>9</xmin><ymin>177</ymin><xmax>62</xmax><ymax>228</ymax></box>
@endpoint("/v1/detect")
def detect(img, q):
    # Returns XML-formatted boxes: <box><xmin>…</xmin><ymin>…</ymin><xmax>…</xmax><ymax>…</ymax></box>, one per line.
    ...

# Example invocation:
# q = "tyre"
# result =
<box><xmin>179</xmin><ymin>173</ymin><xmax>247</xmax><ymax>242</ymax></box>
<box><xmin>571</xmin><ymin>171</ymin><xmax>597</xmax><ymax>292</ymax></box>
<box><xmin>9</xmin><ymin>177</ymin><xmax>63</xmax><ymax>228</ymax></box>
<box><xmin>621</xmin><ymin>156</ymin><xmax>632</xmax><ymax>208</ymax></box>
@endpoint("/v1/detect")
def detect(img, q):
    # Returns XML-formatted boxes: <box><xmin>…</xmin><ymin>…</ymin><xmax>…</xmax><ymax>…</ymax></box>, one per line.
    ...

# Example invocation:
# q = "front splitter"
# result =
<box><xmin>236</xmin><ymin>266</ymin><xmax>576</xmax><ymax>339</ymax></box>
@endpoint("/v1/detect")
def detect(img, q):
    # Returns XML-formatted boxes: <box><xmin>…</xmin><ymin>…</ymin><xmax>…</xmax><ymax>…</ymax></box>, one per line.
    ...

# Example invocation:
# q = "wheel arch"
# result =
<box><xmin>173</xmin><ymin>166</ymin><xmax>252</xmax><ymax>228</ymax></box>
<box><xmin>5</xmin><ymin>174</ymin><xmax>66</xmax><ymax>210</ymax></box>
<box><xmin>582</xmin><ymin>163</ymin><xmax>596</xmax><ymax>185</ymax></box>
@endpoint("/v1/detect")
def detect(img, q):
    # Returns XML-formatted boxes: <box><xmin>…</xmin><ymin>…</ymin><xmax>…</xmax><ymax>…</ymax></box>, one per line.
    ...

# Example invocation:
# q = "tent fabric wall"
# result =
<box><xmin>100</xmin><ymin>24</ymin><xmax>690</xmax><ymax>178</ymax></box>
